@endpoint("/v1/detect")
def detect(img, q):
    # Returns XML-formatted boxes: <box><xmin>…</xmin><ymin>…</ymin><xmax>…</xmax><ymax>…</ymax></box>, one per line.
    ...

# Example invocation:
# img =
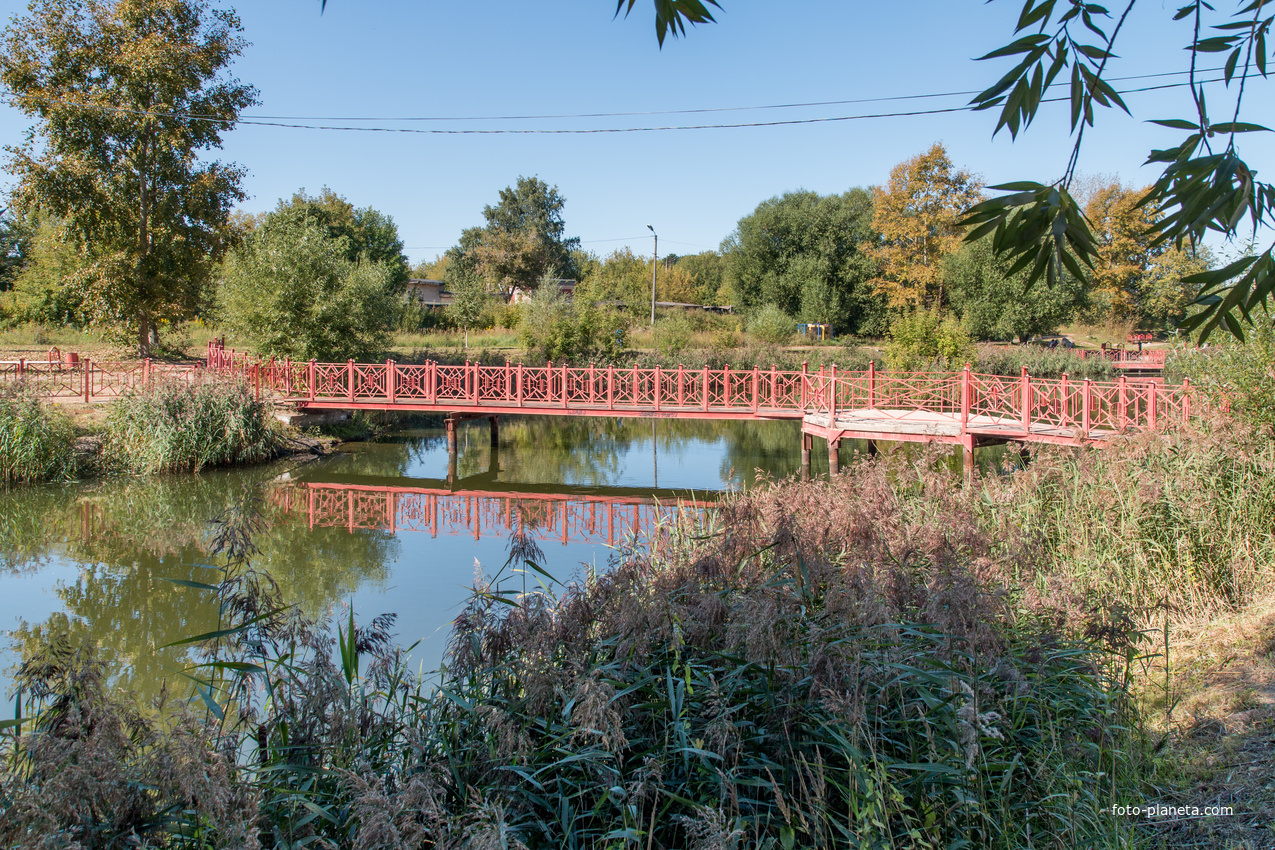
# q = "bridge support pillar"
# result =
<box><xmin>866</xmin><ymin>439</ymin><xmax>878</xmax><ymax>457</ymax></box>
<box><xmin>800</xmin><ymin>432</ymin><xmax>812</xmax><ymax>478</ymax></box>
<box><xmin>445</xmin><ymin>416</ymin><xmax>458</xmax><ymax>454</ymax></box>
<box><xmin>489</xmin><ymin>415</ymin><xmax>499</xmax><ymax>448</ymax></box>
<box><xmin>961</xmin><ymin>434</ymin><xmax>975</xmax><ymax>481</ymax></box>
<box><xmin>828</xmin><ymin>437</ymin><xmax>840</xmax><ymax>476</ymax></box>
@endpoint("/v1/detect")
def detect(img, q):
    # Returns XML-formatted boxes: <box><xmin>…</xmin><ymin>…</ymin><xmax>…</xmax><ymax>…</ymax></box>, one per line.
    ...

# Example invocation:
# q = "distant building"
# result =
<box><xmin>404</xmin><ymin>279</ymin><xmax>453</xmax><ymax>308</ymax></box>
<box><xmin>508</xmin><ymin>279</ymin><xmax>576</xmax><ymax>304</ymax></box>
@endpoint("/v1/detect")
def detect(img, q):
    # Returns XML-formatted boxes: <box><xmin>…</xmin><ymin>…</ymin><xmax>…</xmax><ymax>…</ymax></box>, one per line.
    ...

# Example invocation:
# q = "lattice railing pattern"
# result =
<box><xmin>272</xmin><ymin>484</ymin><xmax>708</xmax><ymax>546</ymax></box>
<box><xmin>204</xmin><ymin>341</ymin><xmax>1195</xmax><ymax>439</ymax></box>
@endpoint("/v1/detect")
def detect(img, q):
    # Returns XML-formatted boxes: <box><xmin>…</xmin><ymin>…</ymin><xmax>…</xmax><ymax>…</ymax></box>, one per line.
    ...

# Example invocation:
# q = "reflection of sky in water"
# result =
<box><xmin>2</xmin><ymin>417</ymin><xmax>1010</xmax><ymax>700</ymax></box>
<box><xmin>1</xmin><ymin>418</ymin><xmax>810</xmax><ymax>700</ymax></box>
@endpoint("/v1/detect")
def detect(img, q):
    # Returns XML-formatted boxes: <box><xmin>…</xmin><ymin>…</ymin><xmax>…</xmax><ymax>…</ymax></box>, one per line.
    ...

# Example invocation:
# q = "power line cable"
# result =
<box><xmin>233</xmin><ymin>66</ymin><xmax>1227</xmax><ymax>122</ymax></box>
<box><xmin>49</xmin><ymin>77</ymin><xmax>1230</xmax><ymax>135</ymax></box>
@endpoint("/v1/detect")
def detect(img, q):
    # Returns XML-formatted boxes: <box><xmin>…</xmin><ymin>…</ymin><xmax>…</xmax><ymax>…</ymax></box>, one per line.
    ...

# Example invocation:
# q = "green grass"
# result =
<box><xmin>0</xmin><ymin>387</ymin><xmax>78</xmax><ymax>484</ymax></box>
<box><xmin>104</xmin><ymin>377</ymin><xmax>282</xmax><ymax>474</ymax></box>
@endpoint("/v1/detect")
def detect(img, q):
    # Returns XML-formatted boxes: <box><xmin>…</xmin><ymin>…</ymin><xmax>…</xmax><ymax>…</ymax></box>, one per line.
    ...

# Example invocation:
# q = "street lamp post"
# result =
<box><xmin>647</xmin><ymin>224</ymin><xmax>657</xmax><ymax>328</ymax></box>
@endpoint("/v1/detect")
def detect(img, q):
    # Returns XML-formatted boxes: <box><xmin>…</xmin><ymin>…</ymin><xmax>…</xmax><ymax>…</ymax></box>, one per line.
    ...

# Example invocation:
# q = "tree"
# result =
<box><xmin>217</xmin><ymin>216</ymin><xmax>398</xmax><ymax>361</ymax></box>
<box><xmin>618</xmin><ymin>1</ymin><xmax>1273</xmax><ymax>341</ymax></box>
<box><xmin>1080</xmin><ymin>180</ymin><xmax>1214</xmax><ymax>329</ymax></box>
<box><xmin>722</xmin><ymin>188</ymin><xmax>882</xmax><ymax>334</ymax></box>
<box><xmin>1</xmin><ymin>0</ymin><xmax>258</xmax><ymax>355</ymax></box>
<box><xmin>946</xmin><ymin>236</ymin><xmax>1086</xmax><ymax>341</ymax></box>
<box><xmin>0</xmin><ymin>209</ymin><xmax>32</xmax><ymax>292</ymax></box>
<box><xmin>273</xmin><ymin>188</ymin><xmax>410</xmax><ymax>288</ymax></box>
<box><xmin>867</xmin><ymin>143</ymin><xmax>983</xmax><ymax>309</ymax></box>
<box><xmin>9</xmin><ymin>213</ymin><xmax>91</xmax><ymax>325</ymax></box>
<box><xmin>675</xmin><ymin>251</ymin><xmax>726</xmax><ymax>305</ymax></box>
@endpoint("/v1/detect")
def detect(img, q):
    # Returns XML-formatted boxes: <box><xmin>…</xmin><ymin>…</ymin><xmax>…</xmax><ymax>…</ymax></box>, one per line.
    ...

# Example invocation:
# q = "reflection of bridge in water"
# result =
<box><xmin>272</xmin><ymin>478</ymin><xmax>714</xmax><ymax>547</ymax></box>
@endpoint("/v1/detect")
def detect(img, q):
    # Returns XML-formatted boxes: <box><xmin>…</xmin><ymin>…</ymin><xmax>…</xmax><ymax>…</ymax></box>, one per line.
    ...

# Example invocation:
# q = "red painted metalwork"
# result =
<box><xmin>0</xmin><ymin>357</ymin><xmax>197</xmax><ymax>401</ymax></box>
<box><xmin>202</xmin><ymin>340</ymin><xmax>1194</xmax><ymax>447</ymax></box>
<box><xmin>271</xmin><ymin>482</ymin><xmax>710</xmax><ymax>547</ymax></box>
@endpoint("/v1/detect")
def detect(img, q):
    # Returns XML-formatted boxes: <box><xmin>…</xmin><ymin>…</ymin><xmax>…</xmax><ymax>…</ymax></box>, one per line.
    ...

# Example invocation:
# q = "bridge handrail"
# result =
<box><xmin>0</xmin><ymin>357</ymin><xmax>198</xmax><ymax>401</ymax></box>
<box><xmin>205</xmin><ymin>341</ymin><xmax>1194</xmax><ymax>436</ymax></box>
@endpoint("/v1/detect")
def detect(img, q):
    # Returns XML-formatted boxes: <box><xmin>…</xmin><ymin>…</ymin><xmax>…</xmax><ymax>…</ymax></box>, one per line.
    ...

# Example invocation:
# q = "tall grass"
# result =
<box><xmin>104</xmin><ymin>377</ymin><xmax>281</xmax><ymax>474</ymax></box>
<box><xmin>0</xmin><ymin>387</ymin><xmax>78</xmax><ymax>485</ymax></box>
<box><xmin>976</xmin><ymin>344</ymin><xmax>1116</xmax><ymax>379</ymax></box>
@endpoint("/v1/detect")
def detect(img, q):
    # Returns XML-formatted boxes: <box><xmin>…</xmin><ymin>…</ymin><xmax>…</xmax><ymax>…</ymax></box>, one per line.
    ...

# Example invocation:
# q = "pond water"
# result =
<box><xmin>1</xmin><ymin>416</ymin><xmax>1010</xmax><ymax>703</ymax></box>
<box><xmin>0</xmin><ymin>416</ymin><xmax>860</xmax><ymax>700</ymax></box>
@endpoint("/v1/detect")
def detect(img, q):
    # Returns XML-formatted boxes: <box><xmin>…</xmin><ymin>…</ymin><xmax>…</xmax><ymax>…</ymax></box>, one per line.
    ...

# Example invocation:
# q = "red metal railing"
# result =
<box><xmin>207</xmin><ymin>341</ymin><xmax>1193</xmax><ymax>441</ymax></box>
<box><xmin>271</xmin><ymin>483</ymin><xmax>710</xmax><ymax>547</ymax></box>
<box><xmin>0</xmin><ymin>356</ymin><xmax>198</xmax><ymax>401</ymax></box>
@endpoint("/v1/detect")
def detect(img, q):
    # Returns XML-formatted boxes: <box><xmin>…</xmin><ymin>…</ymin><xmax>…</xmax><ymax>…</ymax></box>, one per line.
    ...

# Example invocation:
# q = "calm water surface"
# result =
<box><xmin>2</xmin><ymin>416</ymin><xmax>870</xmax><ymax>700</ymax></box>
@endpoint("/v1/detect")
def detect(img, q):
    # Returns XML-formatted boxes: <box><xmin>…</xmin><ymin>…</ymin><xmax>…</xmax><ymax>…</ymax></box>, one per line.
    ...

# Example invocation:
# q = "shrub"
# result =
<box><xmin>747</xmin><ymin>303</ymin><xmax>795</xmax><ymax>345</ymax></box>
<box><xmin>517</xmin><ymin>283</ymin><xmax>626</xmax><ymax>362</ymax></box>
<box><xmin>217</xmin><ymin>217</ymin><xmax>398</xmax><ymax>361</ymax></box>
<box><xmin>885</xmin><ymin>308</ymin><xmax>973</xmax><ymax>370</ymax></box>
<box><xmin>976</xmin><ymin>344</ymin><xmax>1115</xmax><ymax>379</ymax></box>
<box><xmin>653</xmin><ymin>311</ymin><xmax>693</xmax><ymax>356</ymax></box>
<box><xmin>0</xmin><ymin>387</ymin><xmax>77</xmax><ymax>484</ymax></box>
<box><xmin>105</xmin><ymin>378</ymin><xmax>281</xmax><ymax>474</ymax></box>
<box><xmin>1170</xmin><ymin>314</ymin><xmax>1275</xmax><ymax>435</ymax></box>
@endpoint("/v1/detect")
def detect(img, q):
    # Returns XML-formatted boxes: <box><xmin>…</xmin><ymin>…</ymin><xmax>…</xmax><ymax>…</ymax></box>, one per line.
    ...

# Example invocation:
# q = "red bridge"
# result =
<box><xmin>209</xmin><ymin>341</ymin><xmax>1191</xmax><ymax>469</ymax></box>
<box><xmin>272</xmin><ymin>482</ymin><xmax>709</xmax><ymax>547</ymax></box>
<box><xmin>210</xmin><ymin>341</ymin><xmax>1192</xmax><ymax>469</ymax></box>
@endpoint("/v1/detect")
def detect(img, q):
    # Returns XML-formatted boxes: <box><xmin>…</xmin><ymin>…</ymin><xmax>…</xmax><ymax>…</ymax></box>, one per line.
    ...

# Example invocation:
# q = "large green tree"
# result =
<box><xmin>273</xmin><ymin>188</ymin><xmax>410</xmax><ymax>288</ymax></box>
<box><xmin>217</xmin><ymin>216</ymin><xmax>398</xmax><ymax>362</ymax></box>
<box><xmin>451</xmin><ymin>176</ymin><xmax>582</xmax><ymax>297</ymax></box>
<box><xmin>722</xmin><ymin>188</ymin><xmax>884</xmax><ymax>334</ymax></box>
<box><xmin>0</xmin><ymin>0</ymin><xmax>258</xmax><ymax>355</ymax></box>
<box><xmin>946</xmin><ymin>236</ymin><xmax>1086</xmax><ymax>342</ymax></box>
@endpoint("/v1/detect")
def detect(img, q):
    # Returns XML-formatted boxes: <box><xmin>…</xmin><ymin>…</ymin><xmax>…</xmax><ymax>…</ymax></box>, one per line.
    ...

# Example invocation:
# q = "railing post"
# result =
<box><xmin>826</xmin><ymin>364</ymin><xmax>836</xmax><ymax>423</ymax></box>
<box><xmin>607</xmin><ymin>364</ymin><xmax>615</xmax><ymax>410</ymax></box>
<box><xmin>145</xmin><ymin>357</ymin><xmax>152</xmax><ymax>387</ymax></box>
<box><xmin>801</xmin><ymin>362</ymin><xmax>808</xmax><ymax>410</ymax></box>
<box><xmin>1060</xmin><ymin>372</ymin><xmax>1070</xmax><ymax>425</ymax></box>
<box><xmin>561</xmin><ymin>363</ymin><xmax>568</xmax><ymax>408</ymax></box>
<box><xmin>1081</xmin><ymin>378</ymin><xmax>1092</xmax><ymax>439</ymax></box>
<box><xmin>17</xmin><ymin>358</ymin><xmax>23</xmax><ymax>379</ymax></box>
<box><xmin>702</xmin><ymin>366</ymin><xmax>709</xmax><ymax>412</ymax></box>
<box><xmin>83</xmin><ymin>357</ymin><xmax>91</xmax><ymax>403</ymax></box>
<box><xmin>429</xmin><ymin>361</ymin><xmax>437</xmax><ymax>405</ymax></box>
<box><xmin>724</xmin><ymin>364</ymin><xmax>732</xmax><ymax>408</ymax></box>
<box><xmin>1182</xmin><ymin>377</ymin><xmax>1191</xmax><ymax>422</ymax></box>
<box><xmin>309</xmin><ymin>360</ymin><xmax>316</xmax><ymax>402</ymax></box>
<box><xmin>255</xmin><ymin>362</ymin><xmax>261</xmax><ymax>400</ymax></box>
<box><xmin>589</xmin><ymin>364</ymin><xmax>597</xmax><ymax>404</ymax></box>
<box><xmin>867</xmin><ymin>360</ymin><xmax>876</xmax><ymax>409</ymax></box>
<box><xmin>386</xmin><ymin>359</ymin><xmax>396</xmax><ymax>403</ymax></box>
<box><xmin>768</xmin><ymin>364</ymin><xmax>776</xmax><ymax>409</ymax></box>
<box><xmin>1117</xmin><ymin>374</ymin><xmax>1127</xmax><ymax>430</ymax></box>
<box><xmin>1020</xmin><ymin>367</ymin><xmax>1031</xmax><ymax>433</ymax></box>
<box><xmin>960</xmin><ymin>363</ymin><xmax>971</xmax><ymax>434</ymax></box>
<box><xmin>654</xmin><ymin>366</ymin><xmax>662</xmax><ymax>411</ymax></box>
<box><xmin>631</xmin><ymin>363</ymin><xmax>638</xmax><ymax>404</ymax></box>
<box><xmin>751</xmin><ymin>366</ymin><xmax>760</xmax><ymax>413</ymax></box>
<box><xmin>285</xmin><ymin>358</ymin><xmax>292</xmax><ymax>396</ymax></box>
<box><xmin>474</xmin><ymin>361</ymin><xmax>481</xmax><ymax>405</ymax></box>
<box><xmin>517</xmin><ymin>363</ymin><xmax>524</xmax><ymax>406</ymax></box>
<box><xmin>678</xmin><ymin>365</ymin><xmax>685</xmax><ymax>407</ymax></box>
<box><xmin>347</xmin><ymin>360</ymin><xmax>355</xmax><ymax>403</ymax></box>
<box><xmin>1148</xmin><ymin>382</ymin><xmax>1158</xmax><ymax>430</ymax></box>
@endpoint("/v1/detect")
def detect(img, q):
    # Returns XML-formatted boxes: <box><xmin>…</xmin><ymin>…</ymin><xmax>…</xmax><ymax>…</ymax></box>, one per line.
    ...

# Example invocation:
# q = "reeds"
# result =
<box><xmin>104</xmin><ymin>377</ymin><xmax>282</xmax><ymax>474</ymax></box>
<box><xmin>0</xmin><ymin>386</ymin><xmax>77</xmax><ymax>485</ymax></box>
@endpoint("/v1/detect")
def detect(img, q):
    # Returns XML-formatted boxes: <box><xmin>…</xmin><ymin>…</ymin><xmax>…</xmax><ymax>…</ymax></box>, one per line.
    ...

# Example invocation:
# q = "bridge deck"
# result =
<box><xmin>802</xmin><ymin>409</ymin><xmax>1117</xmax><ymax>447</ymax></box>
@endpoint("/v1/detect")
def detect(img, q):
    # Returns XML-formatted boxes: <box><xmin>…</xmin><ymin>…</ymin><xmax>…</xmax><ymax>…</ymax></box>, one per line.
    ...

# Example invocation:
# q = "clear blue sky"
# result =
<box><xmin>1</xmin><ymin>0</ymin><xmax>1270</xmax><ymax>267</ymax></box>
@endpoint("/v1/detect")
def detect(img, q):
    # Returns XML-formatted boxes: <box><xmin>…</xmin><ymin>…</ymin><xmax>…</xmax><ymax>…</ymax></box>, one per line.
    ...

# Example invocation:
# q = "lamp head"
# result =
<box><xmin>646</xmin><ymin>224</ymin><xmax>654</xmax><ymax>233</ymax></box>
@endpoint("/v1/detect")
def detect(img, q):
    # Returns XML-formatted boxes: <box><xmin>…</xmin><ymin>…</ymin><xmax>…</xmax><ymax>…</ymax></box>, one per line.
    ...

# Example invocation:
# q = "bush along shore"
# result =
<box><xmin>6</xmin><ymin>411</ymin><xmax>1273</xmax><ymax>848</ymax></box>
<box><xmin>0</xmin><ymin>377</ymin><xmax>287</xmax><ymax>484</ymax></box>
